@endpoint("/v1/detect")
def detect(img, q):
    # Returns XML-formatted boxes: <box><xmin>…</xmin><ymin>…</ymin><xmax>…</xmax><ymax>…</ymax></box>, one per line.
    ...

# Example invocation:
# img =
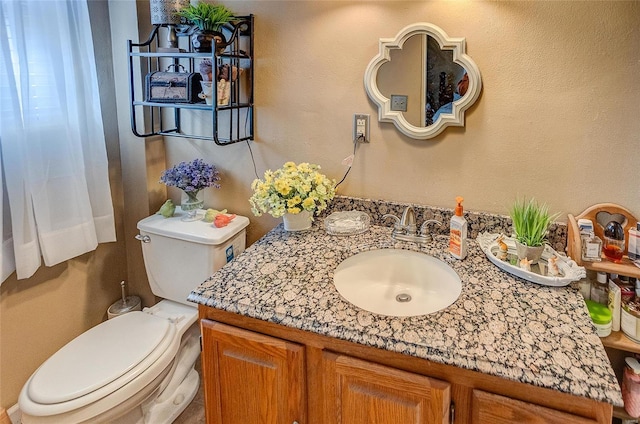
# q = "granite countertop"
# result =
<box><xmin>188</xmin><ymin>212</ymin><xmax>622</xmax><ymax>406</ymax></box>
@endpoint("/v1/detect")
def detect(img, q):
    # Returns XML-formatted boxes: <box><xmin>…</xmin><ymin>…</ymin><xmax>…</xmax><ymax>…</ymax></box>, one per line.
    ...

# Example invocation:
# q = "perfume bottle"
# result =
<box><xmin>579</xmin><ymin>219</ymin><xmax>602</xmax><ymax>262</ymax></box>
<box><xmin>581</xmin><ymin>231</ymin><xmax>603</xmax><ymax>262</ymax></box>
<box><xmin>603</xmin><ymin>221</ymin><xmax>625</xmax><ymax>263</ymax></box>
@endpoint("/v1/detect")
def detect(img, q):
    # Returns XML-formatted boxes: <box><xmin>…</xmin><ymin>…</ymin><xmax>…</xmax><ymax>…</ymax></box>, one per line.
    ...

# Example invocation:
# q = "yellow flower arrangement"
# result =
<box><xmin>249</xmin><ymin>162</ymin><xmax>336</xmax><ymax>218</ymax></box>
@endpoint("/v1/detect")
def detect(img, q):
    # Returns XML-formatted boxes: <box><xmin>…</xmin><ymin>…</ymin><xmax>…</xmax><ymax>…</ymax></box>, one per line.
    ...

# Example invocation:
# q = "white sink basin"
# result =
<box><xmin>333</xmin><ymin>249</ymin><xmax>462</xmax><ymax>317</ymax></box>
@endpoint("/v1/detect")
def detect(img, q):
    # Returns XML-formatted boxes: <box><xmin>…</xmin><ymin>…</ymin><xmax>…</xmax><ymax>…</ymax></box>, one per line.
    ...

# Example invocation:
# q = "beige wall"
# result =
<box><xmin>1</xmin><ymin>0</ymin><xmax>639</xmax><ymax>412</ymax></box>
<box><xmin>163</xmin><ymin>0</ymin><xmax>640</xmax><ymax>244</ymax></box>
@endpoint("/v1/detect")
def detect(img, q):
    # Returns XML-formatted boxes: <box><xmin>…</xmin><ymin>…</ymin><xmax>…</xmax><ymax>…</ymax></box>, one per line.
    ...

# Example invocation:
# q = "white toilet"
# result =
<box><xmin>19</xmin><ymin>209</ymin><xmax>250</xmax><ymax>424</ymax></box>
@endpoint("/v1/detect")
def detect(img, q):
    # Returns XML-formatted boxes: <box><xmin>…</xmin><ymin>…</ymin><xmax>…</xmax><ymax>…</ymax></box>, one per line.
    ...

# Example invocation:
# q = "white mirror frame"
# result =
<box><xmin>364</xmin><ymin>23</ymin><xmax>482</xmax><ymax>140</ymax></box>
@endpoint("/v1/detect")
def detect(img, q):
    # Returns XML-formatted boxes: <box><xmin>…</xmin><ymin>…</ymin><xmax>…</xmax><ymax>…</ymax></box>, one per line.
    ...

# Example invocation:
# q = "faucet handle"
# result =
<box><xmin>419</xmin><ymin>219</ymin><xmax>442</xmax><ymax>242</ymax></box>
<box><xmin>383</xmin><ymin>214</ymin><xmax>403</xmax><ymax>231</ymax></box>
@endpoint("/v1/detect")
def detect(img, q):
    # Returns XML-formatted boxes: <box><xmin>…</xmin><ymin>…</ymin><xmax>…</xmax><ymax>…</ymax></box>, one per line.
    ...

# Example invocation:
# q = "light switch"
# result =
<box><xmin>390</xmin><ymin>95</ymin><xmax>408</xmax><ymax>112</ymax></box>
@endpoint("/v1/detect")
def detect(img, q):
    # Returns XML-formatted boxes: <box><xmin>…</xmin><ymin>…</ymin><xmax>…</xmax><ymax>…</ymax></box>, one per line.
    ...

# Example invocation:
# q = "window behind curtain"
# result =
<box><xmin>0</xmin><ymin>0</ymin><xmax>116</xmax><ymax>283</ymax></box>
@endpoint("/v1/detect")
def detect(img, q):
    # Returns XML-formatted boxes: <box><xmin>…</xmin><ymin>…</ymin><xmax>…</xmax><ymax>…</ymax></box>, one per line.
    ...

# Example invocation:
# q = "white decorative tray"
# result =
<box><xmin>477</xmin><ymin>232</ymin><xmax>586</xmax><ymax>287</ymax></box>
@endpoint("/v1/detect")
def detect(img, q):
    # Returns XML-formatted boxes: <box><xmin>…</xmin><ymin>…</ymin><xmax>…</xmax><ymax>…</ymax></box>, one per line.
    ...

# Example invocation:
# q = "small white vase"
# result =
<box><xmin>282</xmin><ymin>210</ymin><xmax>312</xmax><ymax>231</ymax></box>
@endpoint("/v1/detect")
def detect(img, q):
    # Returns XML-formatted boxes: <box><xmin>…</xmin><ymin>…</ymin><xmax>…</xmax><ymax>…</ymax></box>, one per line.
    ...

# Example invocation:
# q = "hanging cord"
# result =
<box><xmin>246</xmin><ymin>139</ymin><xmax>260</xmax><ymax>180</ymax></box>
<box><xmin>244</xmin><ymin>108</ymin><xmax>260</xmax><ymax>180</ymax></box>
<box><xmin>246</xmin><ymin>129</ymin><xmax>362</xmax><ymax>187</ymax></box>
<box><xmin>335</xmin><ymin>137</ymin><xmax>361</xmax><ymax>189</ymax></box>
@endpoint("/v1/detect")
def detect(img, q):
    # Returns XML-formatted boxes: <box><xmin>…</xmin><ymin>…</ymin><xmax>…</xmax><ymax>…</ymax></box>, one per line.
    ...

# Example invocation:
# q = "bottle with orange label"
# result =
<box><xmin>449</xmin><ymin>196</ymin><xmax>468</xmax><ymax>260</ymax></box>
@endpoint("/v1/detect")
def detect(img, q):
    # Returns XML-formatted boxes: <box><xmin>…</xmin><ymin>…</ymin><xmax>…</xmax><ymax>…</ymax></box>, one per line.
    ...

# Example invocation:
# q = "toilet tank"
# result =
<box><xmin>136</xmin><ymin>211</ymin><xmax>250</xmax><ymax>306</ymax></box>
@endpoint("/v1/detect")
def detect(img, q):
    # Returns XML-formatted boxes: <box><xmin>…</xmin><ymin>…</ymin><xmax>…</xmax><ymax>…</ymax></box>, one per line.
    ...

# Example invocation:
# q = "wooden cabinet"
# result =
<box><xmin>199</xmin><ymin>306</ymin><xmax>613</xmax><ymax>424</ymax></box>
<box><xmin>472</xmin><ymin>390</ymin><xmax>599</xmax><ymax>424</ymax></box>
<box><xmin>322</xmin><ymin>351</ymin><xmax>451</xmax><ymax>424</ymax></box>
<box><xmin>200</xmin><ymin>320</ymin><xmax>306</xmax><ymax>424</ymax></box>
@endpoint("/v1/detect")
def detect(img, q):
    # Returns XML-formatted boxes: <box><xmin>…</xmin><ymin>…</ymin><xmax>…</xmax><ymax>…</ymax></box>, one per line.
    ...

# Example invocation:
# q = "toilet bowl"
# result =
<box><xmin>19</xmin><ymin>302</ymin><xmax>198</xmax><ymax>424</ymax></box>
<box><xmin>18</xmin><ymin>210</ymin><xmax>250</xmax><ymax>423</ymax></box>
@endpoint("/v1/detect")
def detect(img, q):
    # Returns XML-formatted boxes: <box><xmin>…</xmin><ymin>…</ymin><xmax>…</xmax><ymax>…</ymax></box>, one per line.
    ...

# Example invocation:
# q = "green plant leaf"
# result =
<box><xmin>510</xmin><ymin>197</ymin><xmax>560</xmax><ymax>247</ymax></box>
<box><xmin>177</xmin><ymin>3</ymin><xmax>234</xmax><ymax>31</ymax></box>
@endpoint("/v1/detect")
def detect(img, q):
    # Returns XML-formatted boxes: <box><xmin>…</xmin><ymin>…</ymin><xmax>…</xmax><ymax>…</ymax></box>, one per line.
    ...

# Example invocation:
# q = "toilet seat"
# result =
<box><xmin>19</xmin><ymin>311</ymin><xmax>180</xmax><ymax>417</ymax></box>
<box><xmin>30</xmin><ymin>312</ymin><xmax>171</xmax><ymax>404</ymax></box>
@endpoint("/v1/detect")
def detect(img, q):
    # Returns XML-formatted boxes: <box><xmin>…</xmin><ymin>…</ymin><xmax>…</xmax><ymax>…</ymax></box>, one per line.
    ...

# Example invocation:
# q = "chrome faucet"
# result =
<box><xmin>383</xmin><ymin>206</ymin><xmax>442</xmax><ymax>245</ymax></box>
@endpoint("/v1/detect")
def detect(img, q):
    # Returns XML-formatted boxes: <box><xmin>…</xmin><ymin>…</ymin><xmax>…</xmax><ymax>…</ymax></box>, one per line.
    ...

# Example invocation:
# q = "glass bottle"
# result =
<box><xmin>590</xmin><ymin>271</ymin><xmax>608</xmax><ymax>305</ymax></box>
<box><xmin>603</xmin><ymin>221</ymin><xmax>625</xmax><ymax>263</ymax></box>
<box><xmin>578</xmin><ymin>277</ymin><xmax>591</xmax><ymax>300</ymax></box>
<box><xmin>581</xmin><ymin>231</ymin><xmax>602</xmax><ymax>262</ymax></box>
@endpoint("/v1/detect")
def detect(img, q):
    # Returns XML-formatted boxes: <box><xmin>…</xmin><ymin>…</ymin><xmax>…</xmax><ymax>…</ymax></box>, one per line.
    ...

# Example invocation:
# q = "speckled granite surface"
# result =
<box><xmin>322</xmin><ymin>195</ymin><xmax>568</xmax><ymax>253</ymax></box>
<box><xmin>188</xmin><ymin>199</ymin><xmax>621</xmax><ymax>407</ymax></box>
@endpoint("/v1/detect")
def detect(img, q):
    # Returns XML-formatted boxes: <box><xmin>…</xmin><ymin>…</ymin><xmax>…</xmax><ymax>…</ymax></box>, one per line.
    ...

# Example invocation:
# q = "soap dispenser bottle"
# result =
<box><xmin>449</xmin><ymin>196</ymin><xmax>468</xmax><ymax>259</ymax></box>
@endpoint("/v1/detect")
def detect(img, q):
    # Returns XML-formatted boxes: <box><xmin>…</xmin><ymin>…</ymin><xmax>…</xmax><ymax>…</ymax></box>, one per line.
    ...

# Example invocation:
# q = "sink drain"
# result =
<box><xmin>395</xmin><ymin>293</ymin><xmax>412</xmax><ymax>303</ymax></box>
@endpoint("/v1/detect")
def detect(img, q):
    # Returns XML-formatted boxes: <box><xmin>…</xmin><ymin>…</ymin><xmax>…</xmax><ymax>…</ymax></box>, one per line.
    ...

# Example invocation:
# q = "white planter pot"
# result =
<box><xmin>283</xmin><ymin>210</ymin><xmax>312</xmax><ymax>231</ymax></box>
<box><xmin>515</xmin><ymin>241</ymin><xmax>545</xmax><ymax>264</ymax></box>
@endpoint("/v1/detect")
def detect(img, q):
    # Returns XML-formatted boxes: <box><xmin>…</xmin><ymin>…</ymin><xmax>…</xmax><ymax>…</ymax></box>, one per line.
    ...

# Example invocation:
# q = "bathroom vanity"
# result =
<box><xmin>188</xmin><ymin>201</ymin><xmax>621</xmax><ymax>424</ymax></box>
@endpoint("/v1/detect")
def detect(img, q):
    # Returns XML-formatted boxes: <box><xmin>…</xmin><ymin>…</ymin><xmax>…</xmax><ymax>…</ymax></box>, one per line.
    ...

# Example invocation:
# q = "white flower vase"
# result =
<box><xmin>282</xmin><ymin>210</ymin><xmax>312</xmax><ymax>231</ymax></box>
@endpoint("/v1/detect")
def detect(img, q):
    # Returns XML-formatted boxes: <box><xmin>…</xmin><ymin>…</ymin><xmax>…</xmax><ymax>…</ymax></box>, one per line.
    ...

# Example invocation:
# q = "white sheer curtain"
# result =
<box><xmin>0</xmin><ymin>0</ymin><xmax>116</xmax><ymax>282</ymax></box>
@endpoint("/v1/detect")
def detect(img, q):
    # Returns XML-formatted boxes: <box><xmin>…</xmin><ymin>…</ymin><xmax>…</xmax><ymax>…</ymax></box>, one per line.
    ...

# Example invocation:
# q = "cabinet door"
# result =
<box><xmin>323</xmin><ymin>351</ymin><xmax>451</xmax><ymax>424</ymax></box>
<box><xmin>201</xmin><ymin>320</ymin><xmax>306</xmax><ymax>424</ymax></box>
<box><xmin>472</xmin><ymin>390</ymin><xmax>599</xmax><ymax>424</ymax></box>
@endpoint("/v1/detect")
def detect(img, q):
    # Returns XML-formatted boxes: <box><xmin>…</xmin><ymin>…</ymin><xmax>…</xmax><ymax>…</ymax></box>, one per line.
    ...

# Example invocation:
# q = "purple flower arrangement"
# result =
<box><xmin>160</xmin><ymin>158</ymin><xmax>220</xmax><ymax>192</ymax></box>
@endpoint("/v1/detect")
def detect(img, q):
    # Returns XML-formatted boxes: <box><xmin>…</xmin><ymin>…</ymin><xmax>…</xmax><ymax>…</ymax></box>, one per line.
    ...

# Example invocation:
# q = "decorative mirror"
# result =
<box><xmin>364</xmin><ymin>23</ymin><xmax>481</xmax><ymax>139</ymax></box>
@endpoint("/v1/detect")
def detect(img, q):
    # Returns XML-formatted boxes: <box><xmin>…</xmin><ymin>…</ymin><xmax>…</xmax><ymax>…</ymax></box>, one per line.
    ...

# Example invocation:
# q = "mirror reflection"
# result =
<box><xmin>425</xmin><ymin>36</ymin><xmax>466</xmax><ymax>127</ymax></box>
<box><xmin>377</xmin><ymin>35</ymin><xmax>423</xmax><ymax>127</ymax></box>
<box><xmin>364</xmin><ymin>23</ymin><xmax>481</xmax><ymax>140</ymax></box>
<box><xmin>377</xmin><ymin>34</ymin><xmax>468</xmax><ymax>128</ymax></box>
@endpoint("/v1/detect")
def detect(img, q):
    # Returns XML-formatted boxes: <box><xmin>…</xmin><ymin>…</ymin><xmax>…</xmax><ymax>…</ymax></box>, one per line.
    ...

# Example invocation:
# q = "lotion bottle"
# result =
<box><xmin>449</xmin><ymin>196</ymin><xmax>468</xmax><ymax>260</ymax></box>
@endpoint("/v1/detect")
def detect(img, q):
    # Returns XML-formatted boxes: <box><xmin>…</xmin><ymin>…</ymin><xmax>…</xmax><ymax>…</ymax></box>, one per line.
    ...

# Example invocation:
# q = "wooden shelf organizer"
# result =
<box><xmin>568</xmin><ymin>203</ymin><xmax>640</xmax><ymax>352</ymax></box>
<box><xmin>568</xmin><ymin>204</ymin><xmax>640</xmax><ymax>421</ymax></box>
<box><xmin>567</xmin><ymin>203</ymin><xmax>639</xmax><ymax>279</ymax></box>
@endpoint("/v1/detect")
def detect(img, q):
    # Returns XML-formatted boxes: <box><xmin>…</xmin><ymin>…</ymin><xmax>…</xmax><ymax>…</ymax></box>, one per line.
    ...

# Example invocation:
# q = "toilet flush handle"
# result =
<box><xmin>135</xmin><ymin>234</ymin><xmax>150</xmax><ymax>243</ymax></box>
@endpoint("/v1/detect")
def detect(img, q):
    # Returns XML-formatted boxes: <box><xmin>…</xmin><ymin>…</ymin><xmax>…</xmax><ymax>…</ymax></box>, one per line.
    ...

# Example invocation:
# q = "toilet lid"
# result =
<box><xmin>28</xmin><ymin>311</ymin><xmax>171</xmax><ymax>404</ymax></box>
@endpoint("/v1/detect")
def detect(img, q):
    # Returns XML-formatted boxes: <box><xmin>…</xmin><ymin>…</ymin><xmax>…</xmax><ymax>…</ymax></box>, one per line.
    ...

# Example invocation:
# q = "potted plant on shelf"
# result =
<box><xmin>249</xmin><ymin>162</ymin><xmax>336</xmax><ymax>232</ymax></box>
<box><xmin>510</xmin><ymin>197</ymin><xmax>559</xmax><ymax>264</ymax></box>
<box><xmin>177</xmin><ymin>2</ymin><xmax>234</xmax><ymax>53</ymax></box>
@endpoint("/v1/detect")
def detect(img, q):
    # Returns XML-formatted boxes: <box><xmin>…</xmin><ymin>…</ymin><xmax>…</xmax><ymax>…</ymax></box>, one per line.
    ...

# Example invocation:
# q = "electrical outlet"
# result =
<box><xmin>390</xmin><ymin>95</ymin><xmax>408</xmax><ymax>112</ymax></box>
<box><xmin>353</xmin><ymin>113</ymin><xmax>370</xmax><ymax>143</ymax></box>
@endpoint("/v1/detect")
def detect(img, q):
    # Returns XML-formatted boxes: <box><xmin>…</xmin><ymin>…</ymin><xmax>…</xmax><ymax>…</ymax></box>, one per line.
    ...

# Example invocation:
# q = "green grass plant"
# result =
<box><xmin>177</xmin><ymin>3</ymin><xmax>234</xmax><ymax>32</ymax></box>
<box><xmin>510</xmin><ymin>198</ymin><xmax>559</xmax><ymax>247</ymax></box>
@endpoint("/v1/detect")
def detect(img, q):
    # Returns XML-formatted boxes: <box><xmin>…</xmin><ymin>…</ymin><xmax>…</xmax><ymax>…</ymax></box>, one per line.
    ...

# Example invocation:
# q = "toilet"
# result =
<box><xmin>18</xmin><ymin>209</ymin><xmax>250</xmax><ymax>424</ymax></box>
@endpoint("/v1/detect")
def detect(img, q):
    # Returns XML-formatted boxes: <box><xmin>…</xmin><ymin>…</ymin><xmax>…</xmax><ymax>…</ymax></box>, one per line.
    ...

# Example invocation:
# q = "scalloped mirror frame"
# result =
<box><xmin>364</xmin><ymin>23</ymin><xmax>482</xmax><ymax>140</ymax></box>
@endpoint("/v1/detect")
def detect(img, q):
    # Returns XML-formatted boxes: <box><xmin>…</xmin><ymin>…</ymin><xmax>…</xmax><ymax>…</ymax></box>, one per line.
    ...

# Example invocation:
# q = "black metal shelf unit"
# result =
<box><xmin>127</xmin><ymin>15</ymin><xmax>254</xmax><ymax>145</ymax></box>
